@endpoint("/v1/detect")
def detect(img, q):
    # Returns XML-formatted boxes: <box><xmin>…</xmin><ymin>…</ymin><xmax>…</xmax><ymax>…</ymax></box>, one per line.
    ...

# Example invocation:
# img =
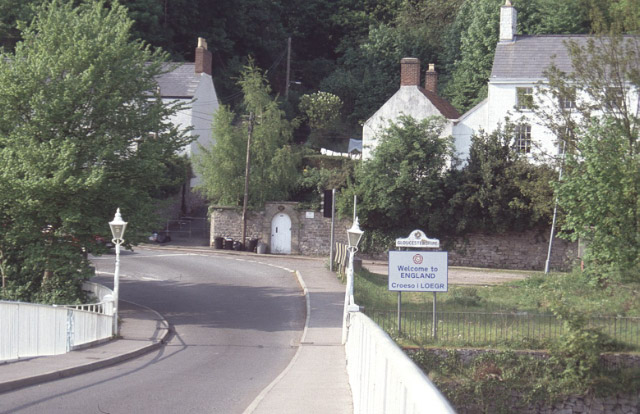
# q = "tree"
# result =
<box><xmin>195</xmin><ymin>62</ymin><xmax>299</xmax><ymax>207</ymax></box>
<box><xmin>0</xmin><ymin>0</ymin><xmax>190</xmax><ymax>303</ymax></box>
<box><xmin>342</xmin><ymin>115</ymin><xmax>454</xmax><ymax>246</ymax></box>
<box><xmin>539</xmin><ymin>15</ymin><xmax>640</xmax><ymax>278</ymax></box>
<box><xmin>442</xmin><ymin>0</ymin><xmax>596</xmax><ymax>113</ymax></box>
<box><xmin>442</xmin><ymin>0</ymin><xmax>502</xmax><ymax>112</ymax></box>
<box><xmin>453</xmin><ymin>126</ymin><xmax>555</xmax><ymax>234</ymax></box>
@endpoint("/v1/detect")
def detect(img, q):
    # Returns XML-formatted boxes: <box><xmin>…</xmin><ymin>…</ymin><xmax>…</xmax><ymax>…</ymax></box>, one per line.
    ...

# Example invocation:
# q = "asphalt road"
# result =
<box><xmin>0</xmin><ymin>248</ymin><xmax>306</xmax><ymax>414</ymax></box>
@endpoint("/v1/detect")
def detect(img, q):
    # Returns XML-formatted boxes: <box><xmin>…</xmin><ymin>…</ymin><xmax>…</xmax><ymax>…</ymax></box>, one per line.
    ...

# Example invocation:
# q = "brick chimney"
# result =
<box><xmin>500</xmin><ymin>0</ymin><xmax>517</xmax><ymax>42</ymax></box>
<box><xmin>195</xmin><ymin>37</ymin><xmax>212</xmax><ymax>75</ymax></box>
<box><xmin>400</xmin><ymin>57</ymin><xmax>420</xmax><ymax>86</ymax></box>
<box><xmin>425</xmin><ymin>63</ymin><xmax>438</xmax><ymax>94</ymax></box>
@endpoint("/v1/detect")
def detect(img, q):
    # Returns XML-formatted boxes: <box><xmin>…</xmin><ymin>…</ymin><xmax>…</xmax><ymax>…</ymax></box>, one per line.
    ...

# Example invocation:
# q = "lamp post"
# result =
<box><xmin>342</xmin><ymin>217</ymin><xmax>364</xmax><ymax>344</ymax></box>
<box><xmin>109</xmin><ymin>208</ymin><xmax>127</xmax><ymax>335</ymax></box>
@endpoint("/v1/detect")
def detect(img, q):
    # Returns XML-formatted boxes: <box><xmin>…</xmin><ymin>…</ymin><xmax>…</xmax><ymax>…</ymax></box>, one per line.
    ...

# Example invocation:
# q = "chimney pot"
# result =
<box><xmin>400</xmin><ymin>57</ymin><xmax>420</xmax><ymax>87</ymax></box>
<box><xmin>425</xmin><ymin>63</ymin><xmax>438</xmax><ymax>94</ymax></box>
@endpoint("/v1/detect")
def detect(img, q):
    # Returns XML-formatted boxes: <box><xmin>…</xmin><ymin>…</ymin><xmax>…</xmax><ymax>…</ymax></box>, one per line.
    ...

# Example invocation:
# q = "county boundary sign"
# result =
<box><xmin>388</xmin><ymin>250</ymin><xmax>448</xmax><ymax>292</ymax></box>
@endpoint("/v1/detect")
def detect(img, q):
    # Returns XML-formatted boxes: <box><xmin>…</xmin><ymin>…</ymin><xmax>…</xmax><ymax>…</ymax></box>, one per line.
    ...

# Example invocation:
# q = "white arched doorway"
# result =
<box><xmin>271</xmin><ymin>213</ymin><xmax>292</xmax><ymax>254</ymax></box>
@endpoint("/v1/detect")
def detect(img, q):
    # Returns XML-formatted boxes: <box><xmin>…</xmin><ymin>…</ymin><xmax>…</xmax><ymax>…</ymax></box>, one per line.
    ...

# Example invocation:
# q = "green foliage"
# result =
<box><xmin>341</xmin><ymin>115</ymin><xmax>454</xmax><ymax>242</ymax></box>
<box><xmin>0</xmin><ymin>0</ymin><xmax>190</xmax><ymax>303</ymax></box>
<box><xmin>321</xmin><ymin>21</ymin><xmax>446</xmax><ymax>125</ymax></box>
<box><xmin>442</xmin><ymin>0</ymin><xmax>501</xmax><ymax>112</ymax></box>
<box><xmin>516</xmin><ymin>0</ymin><xmax>591</xmax><ymax>35</ymax></box>
<box><xmin>539</xmin><ymin>34</ymin><xmax>640</xmax><ymax>280</ymax></box>
<box><xmin>340</xmin><ymin>118</ymin><xmax>555</xmax><ymax>254</ymax></box>
<box><xmin>299</xmin><ymin>91</ymin><xmax>342</xmax><ymax>130</ymax></box>
<box><xmin>453</xmin><ymin>126</ymin><xmax>555</xmax><ymax>233</ymax></box>
<box><xmin>446</xmin><ymin>286</ymin><xmax>482</xmax><ymax>307</ymax></box>
<box><xmin>411</xmin><ymin>348</ymin><xmax>640</xmax><ymax>412</ymax></box>
<box><xmin>298</xmin><ymin>91</ymin><xmax>346</xmax><ymax>150</ymax></box>
<box><xmin>291</xmin><ymin>156</ymin><xmax>355</xmax><ymax>210</ymax></box>
<box><xmin>195</xmin><ymin>62</ymin><xmax>300</xmax><ymax>207</ymax></box>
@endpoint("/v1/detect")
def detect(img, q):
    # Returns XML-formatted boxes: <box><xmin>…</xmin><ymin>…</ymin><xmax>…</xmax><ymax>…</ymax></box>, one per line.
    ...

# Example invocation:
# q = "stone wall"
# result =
<box><xmin>405</xmin><ymin>348</ymin><xmax>640</xmax><ymax>414</ymax></box>
<box><xmin>447</xmin><ymin>229</ymin><xmax>578</xmax><ymax>271</ymax></box>
<box><xmin>210</xmin><ymin>202</ymin><xmax>352</xmax><ymax>255</ymax></box>
<box><xmin>211</xmin><ymin>204</ymin><xmax>578</xmax><ymax>270</ymax></box>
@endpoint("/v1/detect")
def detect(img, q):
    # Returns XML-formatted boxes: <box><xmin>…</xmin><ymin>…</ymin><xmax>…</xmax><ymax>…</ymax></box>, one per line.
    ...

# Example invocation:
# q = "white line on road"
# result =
<box><xmin>91</xmin><ymin>253</ymin><xmax>197</xmax><ymax>260</ymax></box>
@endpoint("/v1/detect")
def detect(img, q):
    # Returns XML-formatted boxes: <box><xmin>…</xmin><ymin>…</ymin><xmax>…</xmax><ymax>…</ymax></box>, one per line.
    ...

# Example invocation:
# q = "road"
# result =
<box><xmin>0</xmin><ymin>248</ymin><xmax>306</xmax><ymax>414</ymax></box>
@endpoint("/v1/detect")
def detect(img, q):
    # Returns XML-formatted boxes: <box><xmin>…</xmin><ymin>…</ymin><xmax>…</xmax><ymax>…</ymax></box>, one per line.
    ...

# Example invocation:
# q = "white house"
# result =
<box><xmin>364</xmin><ymin>2</ymin><xmax>638</xmax><ymax>162</ymax></box>
<box><xmin>156</xmin><ymin>37</ymin><xmax>220</xmax><ymax>188</ymax></box>
<box><xmin>452</xmin><ymin>1</ymin><xmax>639</xmax><ymax>160</ymax></box>
<box><xmin>362</xmin><ymin>58</ymin><xmax>460</xmax><ymax>160</ymax></box>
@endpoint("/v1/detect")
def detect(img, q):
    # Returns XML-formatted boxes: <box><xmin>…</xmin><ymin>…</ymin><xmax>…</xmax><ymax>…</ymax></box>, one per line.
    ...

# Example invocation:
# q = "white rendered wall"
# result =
<box><xmin>456</xmin><ymin>79</ymin><xmax>640</xmax><ymax>162</ymax></box>
<box><xmin>452</xmin><ymin>99</ymin><xmax>488</xmax><ymax>160</ymax></box>
<box><xmin>163</xmin><ymin>73</ymin><xmax>219</xmax><ymax>188</ymax></box>
<box><xmin>362</xmin><ymin>86</ymin><xmax>454</xmax><ymax>160</ymax></box>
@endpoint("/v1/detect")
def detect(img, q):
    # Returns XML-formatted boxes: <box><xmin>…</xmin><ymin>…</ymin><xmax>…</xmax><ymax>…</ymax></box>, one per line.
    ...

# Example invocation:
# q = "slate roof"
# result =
<box><xmin>156</xmin><ymin>63</ymin><xmax>200</xmax><ymax>98</ymax></box>
<box><xmin>419</xmin><ymin>87</ymin><xmax>460</xmax><ymax>119</ymax></box>
<box><xmin>491</xmin><ymin>35</ymin><xmax>591</xmax><ymax>79</ymax></box>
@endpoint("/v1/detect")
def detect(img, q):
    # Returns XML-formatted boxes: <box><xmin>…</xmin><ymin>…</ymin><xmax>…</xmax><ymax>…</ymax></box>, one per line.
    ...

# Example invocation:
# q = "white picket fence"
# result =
<box><xmin>345</xmin><ymin>312</ymin><xmax>456</xmax><ymax>414</ymax></box>
<box><xmin>0</xmin><ymin>282</ymin><xmax>114</xmax><ymax>361</ymax></box>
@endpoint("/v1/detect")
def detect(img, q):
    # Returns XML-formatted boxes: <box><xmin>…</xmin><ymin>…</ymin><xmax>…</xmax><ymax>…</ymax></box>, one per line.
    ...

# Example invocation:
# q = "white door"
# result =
<box><xmin>271</xmin><ymin>213</ymin><xmax>292</xmax><ymax>254</ymax></box>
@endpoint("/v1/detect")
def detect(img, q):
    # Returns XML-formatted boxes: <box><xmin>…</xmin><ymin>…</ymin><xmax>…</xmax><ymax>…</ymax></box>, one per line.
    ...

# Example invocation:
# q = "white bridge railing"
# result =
<box><xmin>345</xmin><ymin>312</ymin><xmax>456</xmax><ymax>414</ymax></box>
<box><xmin>0</xmin><ymin>282</ymin><xmax>114</xmax><ymax>362</ymax></box>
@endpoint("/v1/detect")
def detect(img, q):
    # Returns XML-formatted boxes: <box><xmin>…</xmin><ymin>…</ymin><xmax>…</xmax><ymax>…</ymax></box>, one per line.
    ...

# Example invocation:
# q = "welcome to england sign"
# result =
<box><xmin>388</xmin><ymin>251</ymin><xmax>448</xmax><ymax>292</ymax></box>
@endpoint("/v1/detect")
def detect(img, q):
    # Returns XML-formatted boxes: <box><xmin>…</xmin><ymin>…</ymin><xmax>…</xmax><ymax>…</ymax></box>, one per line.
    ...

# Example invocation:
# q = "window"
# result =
<box><xmin>558</xmin><ymin>90</ymin><xmax>576</xmax><ymax>110</ymax></box>
<box><xmin>516</xmin><ymin>87</ymin><xmax>534</xmax><ymax>109</ymax></box>
<box><xmin>515</xmin><ymin>124</ymin><xmax>532</xmax><ymax>154</ymax></box>
<box><xmin>605</xmin><ymin>86</ymin><xmax>625</xmax><ymax>108</ymax></box>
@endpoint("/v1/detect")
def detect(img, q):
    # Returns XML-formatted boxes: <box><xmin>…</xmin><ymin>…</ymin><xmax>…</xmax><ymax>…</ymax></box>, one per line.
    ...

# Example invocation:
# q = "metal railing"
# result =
<box><xmin>366</xmin><ymin>309</ymin><xmax>640</xmax><ymax>350</ymax></box>
<box><xmin>0</xmin><ymin>282</ymin><xmax>115</xmax><ymax>361</ymax></box>
<box><xmin>56</xmin><ymin>281</ymin><xmax>114</xmax><ymax>315</ymax></box>
<box><xmin>345</xmin><ymin>312</ymin><xmax>456</xmax><ymax>414</ymax></box>
<box><xmin>164</xmin><ymin>217</ymin><xmax>209</xmax><ymax>239</ymax></box>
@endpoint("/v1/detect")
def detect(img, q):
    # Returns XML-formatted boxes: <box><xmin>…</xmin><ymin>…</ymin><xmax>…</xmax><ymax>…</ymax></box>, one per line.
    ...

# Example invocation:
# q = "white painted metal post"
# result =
<box><xmin>329</xmin><ymin>188</ymin><xmax>336</xmax><ymax>272</ymax></box>
<box><xmin>113</xmin><ymin>240</ymin><xmax>120</xmax><ymax>335</ymax></box>
<box><xmin>342</xmin><ymin>246</ymin><xmax>355</xmax><ymax>344</ymax></box>
<box><xmin>109</xmin><ymin>208</ymin><xmax>126</xmax><ymax>337</ymax></box>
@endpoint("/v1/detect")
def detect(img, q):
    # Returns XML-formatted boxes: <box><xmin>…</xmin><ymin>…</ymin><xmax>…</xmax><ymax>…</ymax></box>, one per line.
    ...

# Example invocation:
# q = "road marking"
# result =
<box><xmin>91</xmin><ymin>253</ymin><xmax>197</xmax><ymax>260</ymax></box>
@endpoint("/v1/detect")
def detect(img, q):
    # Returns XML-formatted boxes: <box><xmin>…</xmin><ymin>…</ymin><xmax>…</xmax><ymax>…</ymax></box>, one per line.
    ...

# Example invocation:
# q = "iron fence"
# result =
<box><xmin>164</xmin><ymin>217</ymin><xmax>209</xmax><ymax>239</ymax></box>
<box><xmin>365</xmin><ymin>309</ymin><xmax>640</xmax><ymax>350</ymax></box>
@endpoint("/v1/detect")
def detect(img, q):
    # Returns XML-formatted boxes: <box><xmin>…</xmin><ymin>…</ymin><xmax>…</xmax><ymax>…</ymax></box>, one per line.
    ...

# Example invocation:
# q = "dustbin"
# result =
<box><xmin>214</xmin><ymin>237</ymin><xmax>223</xmax><ymax>249</ymax></box>
<box><xmin>233</xmin><ymin>241</ymin><xmax>244</xmax><ymax>251</ymax></box>
<box><xmin>256</xmin><ymin>242</ymin><xmax>267</xmax><ymax>254</ymax></box>
<box><xmin>224</xmin><ymin>237</ymin><xmax>234</xmax><ymax>250</ymax></box>
<box><xmin>247</xmin><ymin>238</ymin><xmax>259</xmax><ymax>252</ymax></box>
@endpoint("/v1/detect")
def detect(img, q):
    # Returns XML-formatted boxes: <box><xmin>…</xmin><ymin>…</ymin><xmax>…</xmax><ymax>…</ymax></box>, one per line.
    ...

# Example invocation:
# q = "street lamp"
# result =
<box><xmin>342</xmin><ymin>217</ymin><xmax>363</xmax><ymax>344</ymax></box>
<box><xmin>109</xmin><ymin>208</ymin><xmax>127</xmax><ymax>335</ymax></box>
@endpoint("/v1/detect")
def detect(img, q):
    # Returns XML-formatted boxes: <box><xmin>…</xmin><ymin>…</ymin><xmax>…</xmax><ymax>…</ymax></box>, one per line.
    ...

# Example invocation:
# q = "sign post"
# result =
<box><xmin>389</xmin><ymin>230</ymin><xmax>447</xmax><ymax>339</ymax></box>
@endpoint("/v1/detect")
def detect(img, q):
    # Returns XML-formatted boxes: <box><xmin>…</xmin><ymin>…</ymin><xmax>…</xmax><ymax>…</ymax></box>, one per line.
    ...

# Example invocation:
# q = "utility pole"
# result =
<box><xmin>285</xmin><ymin>37</ymin><xmax>291</xmax><ymax>99</ymax></box>
<box><xmin>241</xmin><ymin>112</ymin><xmax>255</xmax><ymax>248</ymax></box>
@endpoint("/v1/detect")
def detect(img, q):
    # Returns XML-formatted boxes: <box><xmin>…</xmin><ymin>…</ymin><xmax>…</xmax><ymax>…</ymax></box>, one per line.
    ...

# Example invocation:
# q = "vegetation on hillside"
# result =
<box><xmin>0</xmin><ymin>0</ymin><xmax>190</xmax><ymax>303</ymax></box>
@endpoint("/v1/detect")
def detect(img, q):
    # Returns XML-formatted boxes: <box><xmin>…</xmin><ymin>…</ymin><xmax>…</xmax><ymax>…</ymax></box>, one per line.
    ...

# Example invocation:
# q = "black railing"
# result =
<box><xmin>366</xmin><ymin>309</ymin><xmax>640</xmax><ymax>350</ymax></box>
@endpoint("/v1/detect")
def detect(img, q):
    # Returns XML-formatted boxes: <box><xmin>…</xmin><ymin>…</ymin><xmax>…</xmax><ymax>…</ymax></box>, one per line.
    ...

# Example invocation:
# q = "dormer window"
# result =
<box><xmin>516</xmin><ymin>87</ymin><xmax>534</xmax><ymax>109</ymax></box>
<box><xmin>514</xmin><ymin>124</ymin><xmax>532</xmax><ymax>153</ymax></box>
